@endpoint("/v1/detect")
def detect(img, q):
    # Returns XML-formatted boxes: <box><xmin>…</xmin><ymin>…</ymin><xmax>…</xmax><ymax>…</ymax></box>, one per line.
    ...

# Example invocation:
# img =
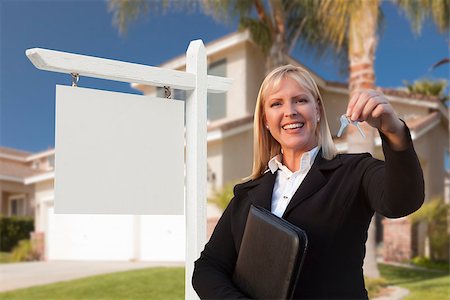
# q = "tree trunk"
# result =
<box><xmin>346</xmin><ymin>0</ymin><xmax>380</xmax><ymax>279</ymax></box>
<box><xmin>266</xmin><ymin>32</ymin><xmax>288</xmax><ymax>72</ymax></box>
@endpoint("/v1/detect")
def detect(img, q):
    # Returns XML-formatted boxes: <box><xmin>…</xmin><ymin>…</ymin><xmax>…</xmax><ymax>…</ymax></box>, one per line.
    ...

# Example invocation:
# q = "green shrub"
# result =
<box><xmin>0</xmin><ymin>251</ymin><xmax>13</xmax><ymax>263</ymax></box>
<box><xmin>11</xmin><ymin>239</ymin><xmax>40</xmax><ymax>262</ymax></box>
<box><xmin>208</xmin><ymin>181</ymin><xmax>240</xmax><ymax>211</ymax></box>
<box><xmin>411</xmin><ymin>256</ymin><xmax>450</xmax><ymax>272</ymax></box>
<box><xmin>0</xmin><ymin>216</ymin><xmax>34</xmax><ymax>252</ymax></box>
<box><xmin>409</xmin><ymin>197</ymin><xmax>449</xmax><ymax>262</ymax></box>
<box><xmin>365</xmin><ymin>276</ymin><xmax>387</xmax><ymax>298</ymax></box>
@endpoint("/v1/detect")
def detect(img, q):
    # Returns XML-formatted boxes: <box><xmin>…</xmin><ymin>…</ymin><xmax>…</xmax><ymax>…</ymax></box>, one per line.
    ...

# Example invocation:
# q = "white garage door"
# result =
<box><xmin>46</xmin><ymin>206</ymin><xmax>185</xmax><ymax>261</ymax></box>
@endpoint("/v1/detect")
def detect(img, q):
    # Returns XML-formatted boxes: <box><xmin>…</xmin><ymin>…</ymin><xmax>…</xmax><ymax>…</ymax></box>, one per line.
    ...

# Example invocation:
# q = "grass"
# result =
<box><xmin>1</xmin><ymin>263</ymin><xmax>448</xmax><ymax>299</ymax></box>
<box><xmin>379</xmin><ymin>263</ymin><xmax>450</xmax><ymax>300</ymax></box>
<box><xmin>365</xmin><ymin>276</ymin><xmax>387</xmax><ymax>298</ymax></box>
<box><xmin>0</xmin><ymin>267</ymin><xmax>184</xmax><ymax>300</ymax></box>
<box><xmin>0</xmin><ymin>252</ymin><xmax>13</xmax><ymax>263</ymax></box>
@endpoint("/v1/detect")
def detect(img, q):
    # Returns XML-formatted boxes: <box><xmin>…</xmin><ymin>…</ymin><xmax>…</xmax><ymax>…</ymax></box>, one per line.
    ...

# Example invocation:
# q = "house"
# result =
<box><xmin>1</xmin><ymin>30</ymin><xmax>448</xmax><ymax>262</ymax></box>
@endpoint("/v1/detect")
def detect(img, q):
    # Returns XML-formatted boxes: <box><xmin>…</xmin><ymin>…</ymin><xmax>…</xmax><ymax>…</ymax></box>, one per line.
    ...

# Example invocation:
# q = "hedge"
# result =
<box><xmin>0</xmin><ymin>216</ymin><xmax>34</xmax><ymax>252</ymax></box>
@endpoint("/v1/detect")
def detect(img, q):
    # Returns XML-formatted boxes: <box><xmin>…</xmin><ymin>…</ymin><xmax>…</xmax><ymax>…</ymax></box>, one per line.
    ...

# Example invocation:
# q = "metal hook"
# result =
<box><xmin>71</xmin><ymin>73</ymin><xmax>79</xmax><ymax>87</ymax></box>
<box><xmin>164</xmin><ymin>86</ymin><xmax>171</xmax><ymax>99</ymax></box>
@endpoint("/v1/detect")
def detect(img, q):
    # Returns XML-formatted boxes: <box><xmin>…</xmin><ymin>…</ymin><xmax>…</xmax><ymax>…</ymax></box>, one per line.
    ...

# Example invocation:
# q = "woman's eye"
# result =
<box><xmin>295</xmin><ymin>98</ymin><xmax>307</xmax><ymax>103</ymax></box>
<box><xmin>270</xmin><ymin>102</ymin><xmax>281</xmax><ymax>107</ymax></box>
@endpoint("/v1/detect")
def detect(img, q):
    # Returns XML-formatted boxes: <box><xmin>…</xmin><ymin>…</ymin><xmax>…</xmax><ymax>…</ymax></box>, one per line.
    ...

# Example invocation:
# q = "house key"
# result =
<box><xmin>337</xmin><ymin>114</ymin><xmax>366</xmax><ymax>138</ymax></box>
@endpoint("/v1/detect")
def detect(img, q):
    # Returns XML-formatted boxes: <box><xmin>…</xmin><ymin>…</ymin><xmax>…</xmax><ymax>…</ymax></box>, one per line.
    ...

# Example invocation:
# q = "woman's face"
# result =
<box><xmin>264</xmin><ymin>77</ymin><xmax>319</xmax><ymax>155</ymax></box>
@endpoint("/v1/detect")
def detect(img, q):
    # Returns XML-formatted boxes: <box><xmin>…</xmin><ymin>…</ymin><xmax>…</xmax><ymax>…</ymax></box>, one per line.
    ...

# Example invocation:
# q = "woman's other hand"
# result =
<box><xmin>346</xmin><ymin>89</ymin><xmax>408</xmax><ymax>151</ymax></box>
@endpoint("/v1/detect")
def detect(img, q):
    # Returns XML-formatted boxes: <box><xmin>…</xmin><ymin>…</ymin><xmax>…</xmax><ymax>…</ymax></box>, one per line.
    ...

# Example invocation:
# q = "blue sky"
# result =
<box><xmin>1</xmin><ymin>0</ymin><xmax>449</xmax><ymax>153</ymax></box>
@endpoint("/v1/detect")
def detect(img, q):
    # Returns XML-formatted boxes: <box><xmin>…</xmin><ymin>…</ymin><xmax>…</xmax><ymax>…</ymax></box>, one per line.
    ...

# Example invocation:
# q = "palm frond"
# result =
<box><xmin>239</xmin><ymin>17</ymin><xmax>273</xmax><ymax>55</ymax></box>
<box><xmin>393</xmin><ymin>0</ymin><xmax>450</xmax><ymax>34</ymax></box>
<box><xmin>108</xmin><ymin>0</ymin><xmax>149</xmax><ymax>35</ymax></box>
<box><xmin>202</xmin><ymin>0</ymin><xmax>254</xmax><ymax>24</ymax></box>
<box><xmin>108</xmin><ymin>0</ymin><xmax>201</xmax><ymax>35</ymax></box>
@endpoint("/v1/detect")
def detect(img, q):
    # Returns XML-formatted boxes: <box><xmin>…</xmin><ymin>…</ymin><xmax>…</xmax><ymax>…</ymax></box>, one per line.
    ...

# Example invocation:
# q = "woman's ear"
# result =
<box><xmin>316</xmin><ymin>105</ymin><xmax>320</xmax><ymax>123</ymax></box>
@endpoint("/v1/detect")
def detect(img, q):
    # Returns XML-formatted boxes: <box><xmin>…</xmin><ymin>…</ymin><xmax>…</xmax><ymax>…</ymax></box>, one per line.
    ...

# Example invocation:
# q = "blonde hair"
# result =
<box><xmin>249</xmin><ymin>65</ymin><xmax>337</xmax><ymax>180</ymax></box>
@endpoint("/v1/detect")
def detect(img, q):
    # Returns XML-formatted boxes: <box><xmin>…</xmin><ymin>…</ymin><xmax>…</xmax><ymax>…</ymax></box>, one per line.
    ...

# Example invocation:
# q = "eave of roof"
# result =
<box><xmin>0</xmin><ymin>147</ymin><xmax>55</xmax><ymax>162</ymax></box>
<box><xmin>160</xmin><ymin>31</ymin><xmax>251</xmax><ymax>70</ymax></box>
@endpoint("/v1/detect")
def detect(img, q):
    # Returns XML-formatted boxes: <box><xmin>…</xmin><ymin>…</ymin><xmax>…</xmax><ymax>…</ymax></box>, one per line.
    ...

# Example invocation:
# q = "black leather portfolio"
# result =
<box><xmin>232</xmin><ymin>205</ymin><xmax>308</xmax><ymax>299</ymax></box>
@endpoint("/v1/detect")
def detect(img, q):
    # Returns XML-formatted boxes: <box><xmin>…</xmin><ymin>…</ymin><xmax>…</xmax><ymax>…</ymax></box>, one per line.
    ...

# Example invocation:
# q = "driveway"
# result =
<box><xmin>0</xmin><ymin>260</ymin><xmax>183</xmax><ymax>292</ymax></box>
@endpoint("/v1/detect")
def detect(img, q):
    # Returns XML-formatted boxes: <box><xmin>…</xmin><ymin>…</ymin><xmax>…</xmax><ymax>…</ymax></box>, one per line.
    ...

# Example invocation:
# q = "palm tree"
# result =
<box><xmin>317</xmin><ymin>0</ymin><xmax>450</xmax><ymax>278</ymax></box>
<box><xmin>108</xmin><ymin>0</ymin><xmax>347</xmax><ymax>71</ymax></box>
<box><xmin>108</xmin><ymin>0</ymin><xmax>199</xmax><ymax>35</ymax></box>
<box><xmin>203</xmin><ymin>0</ymin><xmax>348</xmax><ymax>70</ymax></box>
<box><xmin>404</xmin><ymin>79</ymin><xmax>448</xmax><ymax>102</ymax></box>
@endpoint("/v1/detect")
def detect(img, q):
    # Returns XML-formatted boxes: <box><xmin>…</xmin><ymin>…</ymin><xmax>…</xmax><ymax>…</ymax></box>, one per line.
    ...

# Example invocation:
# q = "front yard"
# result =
<box><xmin>379</xmin><ymin>263</ymin><xmax>449</xmax><ymax>300</ymax></box>
<box><xmin>0</xmin><ymin>263</ymin><xmax>448</xmax><ymax>299</ymax></box>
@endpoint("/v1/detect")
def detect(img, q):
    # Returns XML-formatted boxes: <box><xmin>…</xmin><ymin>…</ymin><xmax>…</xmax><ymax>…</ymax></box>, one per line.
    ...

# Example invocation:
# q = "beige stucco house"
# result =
<box><xmin>1</xmin><ymin>30</ymin><xmax>448</xmax><ymax>261</ymax></box>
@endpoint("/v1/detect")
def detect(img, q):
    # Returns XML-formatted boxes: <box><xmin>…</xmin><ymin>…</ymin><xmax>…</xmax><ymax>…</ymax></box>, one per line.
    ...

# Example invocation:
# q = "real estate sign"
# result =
<box><xmin>54</xmin><ymin>85</ymin><xmax>184</xmax><ymax>215</ymax></box>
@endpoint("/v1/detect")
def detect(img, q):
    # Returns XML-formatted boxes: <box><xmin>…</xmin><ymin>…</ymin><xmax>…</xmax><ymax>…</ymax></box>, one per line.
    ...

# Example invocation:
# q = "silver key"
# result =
<box><xmin>337</xmin><ymin>114</ymin><xmax>366</xmax><ymax>138</ymax></box>
<box><xmin>337</xmin><ymin>114</ymin><xmax>350</xmax><ymax>137</ymax></box>
<box><xmin>352</xmin><ymin>121</ymin><xmax>366</xmax><ymax>138</ymax></box>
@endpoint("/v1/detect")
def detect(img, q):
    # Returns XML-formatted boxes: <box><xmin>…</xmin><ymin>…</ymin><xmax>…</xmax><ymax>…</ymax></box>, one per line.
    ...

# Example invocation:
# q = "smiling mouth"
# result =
<box><xmin>282</xmin><ymin>123</ymin><xmax>304</xmax><ymax>130</ymax></box>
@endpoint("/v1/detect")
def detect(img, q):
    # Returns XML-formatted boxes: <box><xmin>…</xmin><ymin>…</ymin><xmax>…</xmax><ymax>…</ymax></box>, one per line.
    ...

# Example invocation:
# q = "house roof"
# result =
<box><xmin>0</xmin><ymin>146</ymin><xmax>31</xmax><ymax>161</ymax></box>
<box><xmin>0</xmin><ymin>146</ymin><xmax>54</xmax><ymax>184</ymax></box>
<box><xmin>160</xmin><ymin>31</ymin><xmax>252</xmax><ymax>70</ymax></box>
<box><xmin>0</xmin><ymin>160</ymin><xmax>43</xmax><ymax>182</ymax></box>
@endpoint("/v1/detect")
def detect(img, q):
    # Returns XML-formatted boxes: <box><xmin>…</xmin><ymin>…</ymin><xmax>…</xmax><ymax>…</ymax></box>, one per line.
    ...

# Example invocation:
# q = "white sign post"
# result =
<box><xmin>26</xmin><ymin>40</ymin><xmax>232</xmax><ymax>299</ymax></box>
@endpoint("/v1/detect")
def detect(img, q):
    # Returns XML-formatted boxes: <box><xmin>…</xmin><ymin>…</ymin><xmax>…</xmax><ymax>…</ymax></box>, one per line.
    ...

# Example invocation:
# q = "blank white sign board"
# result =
<box><xmin>55</xmin><ymin>85</ymin><xmax>184</xmax><ymax>215</ymax></box>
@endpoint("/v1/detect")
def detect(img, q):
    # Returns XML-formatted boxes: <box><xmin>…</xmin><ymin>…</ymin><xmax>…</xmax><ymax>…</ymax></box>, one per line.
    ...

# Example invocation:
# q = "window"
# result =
<box><xmin>207</xmin><ymin>59</ymin><xmax>227</xmax><ymax>121</ymax></box>
<box><xmin>48</xmin><ymin>155</ymin><xmax>55</xmax><ymax>169</ymax></box>
<box><xmin>8</xmin><ymin>195</ymin><xmax>26</xmax><ymax>216</ymax></box>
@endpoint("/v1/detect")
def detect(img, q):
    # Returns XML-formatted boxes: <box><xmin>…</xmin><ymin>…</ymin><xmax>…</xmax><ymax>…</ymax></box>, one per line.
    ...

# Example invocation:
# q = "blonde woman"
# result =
<box><xmin>193</xmin><ymin>65</ymin><xmax>424</xmax><ymax>299</ymax></box>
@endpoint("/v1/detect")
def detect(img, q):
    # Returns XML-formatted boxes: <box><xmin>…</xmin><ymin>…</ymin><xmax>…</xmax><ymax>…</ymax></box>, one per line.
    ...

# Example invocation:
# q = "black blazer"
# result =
<box><xmin>193</xmin><ymin>130</ymin><xmax>424</xmax><ymax>299</ymax></box>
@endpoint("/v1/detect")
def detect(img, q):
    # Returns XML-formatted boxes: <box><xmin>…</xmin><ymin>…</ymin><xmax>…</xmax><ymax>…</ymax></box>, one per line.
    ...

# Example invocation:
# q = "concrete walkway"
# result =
<box><xmin>372</xmin><ymin>286</ymin><xmax>410</xmax><ymax>300</ymax></box>
<box><xmin>0</xmin><ymin>260</ymin><xmax>183</xmax><ymax>292</ymax></box>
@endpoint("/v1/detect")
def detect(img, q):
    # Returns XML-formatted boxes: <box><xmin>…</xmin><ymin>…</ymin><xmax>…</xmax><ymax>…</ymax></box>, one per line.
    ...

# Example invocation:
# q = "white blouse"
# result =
<box><xmin>268</xmin><ymin>147</ymin><xmax>319</xmax><ymax>218</ymax></box>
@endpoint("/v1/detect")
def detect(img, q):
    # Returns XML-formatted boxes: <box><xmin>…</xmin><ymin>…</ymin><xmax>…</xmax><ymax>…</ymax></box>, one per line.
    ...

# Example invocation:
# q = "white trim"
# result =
<box><xmin>322</xmin><ymin>84</ymin><xmax>439</xmax><ymax>109</ymax></box>
<box><xmin>334</xmin><ymin>119</ymin><xmax>439</xmax><ymax>152</ymax></box>
<box><xmin>207</xmin><ymin>122</ymin><xmax>253</xmax><ymax>143</ymax></box>
<box><xmin>40</xmin><ymin>195</ymin><xmax>54</xmax><ymax>204</ymax></box>
<box><xmin>385</xmin><ymin>94</ymin><xmax>440</xmax><ymax>109</ymax></box>
<box><xmin>0</xmin><ymin>175</ymin><xmax>24</xmax><ymax>183</ymax></box>
<box><xmin>0</xmin><ymin>149</ymin><xmax>54</xmax><ymax>162</ymax></box>
<box><xmin>26</xmin><ymin>149</ymin><xmax>55</xmax><ymax>161</ymax></box>
<box><xmin>24</xmin><ymin>171</ymin><xmax>55</xmax><ymax>185</ymax></box>
<box><xmin>0</xmin><ymin>153</ymin><xmax>27</xmax><ymax>162</ymax></box>
<box><xmin>410</xmin><ymin>116</ymin><xmax>441</xmax><ymax>140</ymax></box>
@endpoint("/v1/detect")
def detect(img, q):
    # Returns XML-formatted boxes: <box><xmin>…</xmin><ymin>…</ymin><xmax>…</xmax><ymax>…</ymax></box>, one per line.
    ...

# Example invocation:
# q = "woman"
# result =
<box><xmin>192</xmin><ymin>65</ymin><xmax>424</xmax><ymax>299</ymax></box>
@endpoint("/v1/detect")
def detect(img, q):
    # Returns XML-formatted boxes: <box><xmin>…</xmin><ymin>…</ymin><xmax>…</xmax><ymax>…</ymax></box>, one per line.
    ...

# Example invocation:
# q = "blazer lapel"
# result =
<box><xmin>248</xmin><ymin>171</ymin><xmax>276</xmax><ymax>211</ymax></box>
<box><xmin>282</xmin><ymin>153</ymin><xmax>342</xmax><ymax>218</ymax></box>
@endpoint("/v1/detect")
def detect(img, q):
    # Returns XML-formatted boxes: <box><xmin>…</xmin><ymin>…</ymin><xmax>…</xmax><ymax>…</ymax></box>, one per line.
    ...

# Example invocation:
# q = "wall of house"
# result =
<box><xmin>245</xmin><ymin>42</ymin><xmax>265</xmax><ymax>116</ymax></box>
<box><xmin>391</xmin><ymin>102</ymin><xmax>430</xmax><ymax>120</ymax></box>
<box><xmin>222</xmin><ymin>43</ymin><xmax>248</xmax><ymax>120</ymax></box>
<box><xmin>207</xmin><ymin>139</ymin><xmax>224</xmax><ymax>196</ymax></box>
<box><xmin>0</xmin><ymin>181</ymin><xmax>34</xmax><ymax>217</ymax></box>
<box><xmin>222</xmin><ymin>128</ymin><xmax>254</xmax><ymax>186</ymax></box>
<box><xmin>320</xmin><ymin>90</ymin><xmax>348</xmax><ymax>135</ymax></box>
<box><xmin>426</xmin><ymin>122</ymin><xmax>448</xmax><ymax>199</ymax></box>
<box><xmin>34</xmin><ymin>179</ymin><xmax>54</xmax><ymax>232</ymax></box>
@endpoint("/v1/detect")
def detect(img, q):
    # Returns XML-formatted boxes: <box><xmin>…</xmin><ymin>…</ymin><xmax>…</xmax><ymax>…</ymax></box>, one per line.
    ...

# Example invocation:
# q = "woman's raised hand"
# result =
<box><xmin>346</xmin><ymin>89</ymin><xmax>408</xmax><ymax>150</ymax></box>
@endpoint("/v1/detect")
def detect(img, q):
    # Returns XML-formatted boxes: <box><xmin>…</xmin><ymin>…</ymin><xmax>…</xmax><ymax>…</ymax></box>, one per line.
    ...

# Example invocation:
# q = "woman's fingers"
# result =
<box><xmin>347</xmin><ymin>90</ymin><xmax>381</xmax><ymax>122</ymax></box>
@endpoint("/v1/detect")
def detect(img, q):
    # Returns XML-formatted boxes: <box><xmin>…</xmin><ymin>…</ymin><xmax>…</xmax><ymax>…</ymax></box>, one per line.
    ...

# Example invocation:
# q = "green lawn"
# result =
<box><xmin>379</xmin><ymin>263</ymin><xmax>450</xmax><ymax>300</ymax></box>
<box><xmin>0</xmin><ymin>267</ymin><xmax>184</xmax><ymax>300</ymax></box>
<box><xmin>1</xmin><ymin>264</ymin><xmax>448</xmax><ymax>299</ymax></box>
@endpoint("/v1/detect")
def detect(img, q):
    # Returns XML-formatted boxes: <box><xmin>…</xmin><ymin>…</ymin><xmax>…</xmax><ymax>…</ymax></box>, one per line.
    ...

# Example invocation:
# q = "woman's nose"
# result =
<box><xmin>284</xmin><ymin>103</ymin><xmax>297</xmax><ymax>117</ymax></box>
